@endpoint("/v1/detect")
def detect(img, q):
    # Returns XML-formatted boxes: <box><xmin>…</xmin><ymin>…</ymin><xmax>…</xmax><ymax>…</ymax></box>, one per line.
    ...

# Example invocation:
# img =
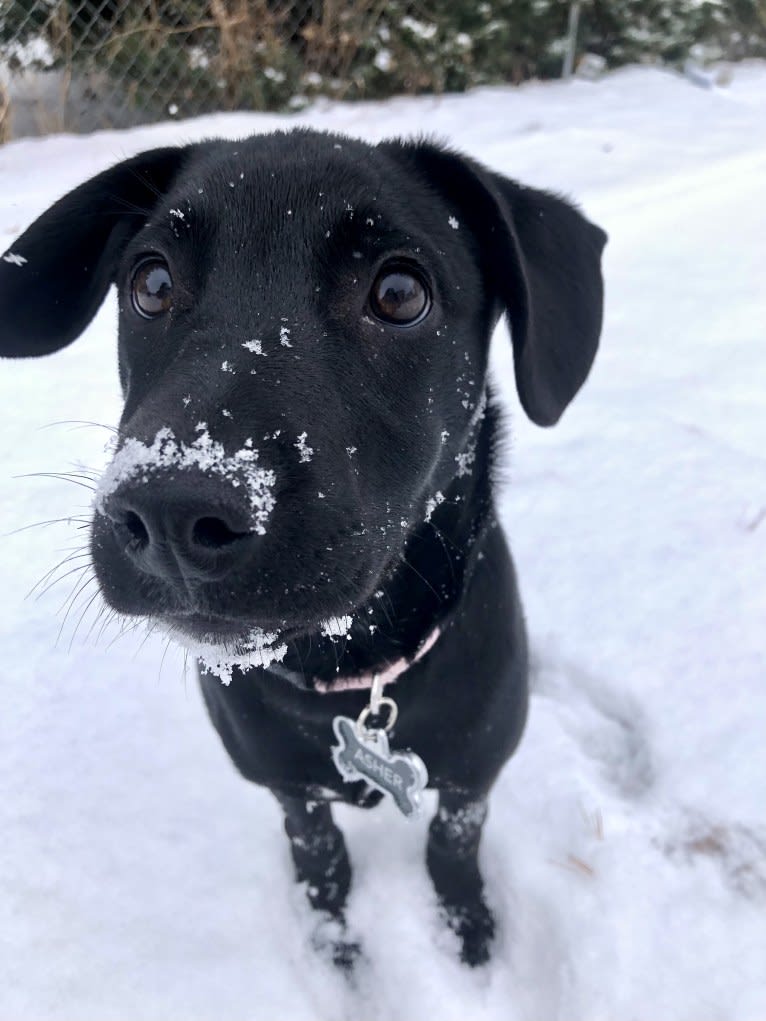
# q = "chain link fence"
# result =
<box><xmin>1</xmin><ymin>0</ymin><xmax>419</xmax><ymax>138</ymax></box>
<box><xmin>2</xmin><ymin>0</ymin><xmax>765</xmax><ymax>142</ymax></box>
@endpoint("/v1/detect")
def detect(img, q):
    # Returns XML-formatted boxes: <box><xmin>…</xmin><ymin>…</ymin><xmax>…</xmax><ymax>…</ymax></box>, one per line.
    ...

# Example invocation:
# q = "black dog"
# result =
<box><xmin>0</xmin><ymin>129</ymin><xmax>605</xmax><ymax>967</ymax></box>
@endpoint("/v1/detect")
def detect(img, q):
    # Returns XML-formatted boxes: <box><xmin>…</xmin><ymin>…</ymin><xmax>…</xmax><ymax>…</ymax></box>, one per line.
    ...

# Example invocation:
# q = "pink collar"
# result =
<box><xmin>314</xmin><ymin>627</ymin><xmax>441</xmax><ymax>694</ymax></box>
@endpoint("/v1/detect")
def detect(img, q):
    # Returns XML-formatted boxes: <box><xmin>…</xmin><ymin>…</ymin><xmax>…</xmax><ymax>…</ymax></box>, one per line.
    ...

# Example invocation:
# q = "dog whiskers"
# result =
<box><xmin>132</xmin><ymin>620</ymin><xmax>160</xmax><ymax>661</ymax></box>
<box><xmin>398</xmin><ymin>553</ymin><xmax>444</xmax><ymax>604</ymax></box>
<box><xmin>423</xmin><ymin>520</ymin><xmax>459</xmax><ymax>584</ymax></box>
<box><xmin>39</xmin><ymin>419</ymin><xmax>117</xmax><ymax>435</ymax></box>
<box><xmin>158</xmin><ymin>635</ymin><xmax>174</xmax><ymax>681</ymax></box>
<box><xmin>68</xmin><ymin>587</ymin><xmax>105</xmax><ymax>653</ymax></box>
<box><xmin>104</xmin><ymin>616</ymin><xmax>143</xmax><ymax>651</ymax></box>
<box><xmin>95</xmin><ymin>607</ymin><xmax>120</xmax><ymax>647</ymax></box>
<box><xmin>15</xmin><ymin>471</ymin><xmax>97</xmax><ymax>493</ymax></box>
<box><xmin>288</xmin><ymin>610</ymin><xmax>308</xmax><ymax>687</ymax></box>
<box><xmin>28</xmin><ymin>550</ymin><xmax>91</xmax><ymax>600</ymax></box>
<box><xmin>83</xmin><ymin>599</ymin><xmax>111</xmax><ymax>645</ymax></box>
<box><xmin>55</xmin><ymin>573</ymin><xmax>99</xmax><ymax>647</ymax></box>
<box><xmin>5</xmin><ymin>514</ymin><xmax>90</xmax><ymax>538</ymax></box>
<box><xmin>380</xmin><ymin>584</ymin><xmax>398</xmax><ymax>627</ymax></box>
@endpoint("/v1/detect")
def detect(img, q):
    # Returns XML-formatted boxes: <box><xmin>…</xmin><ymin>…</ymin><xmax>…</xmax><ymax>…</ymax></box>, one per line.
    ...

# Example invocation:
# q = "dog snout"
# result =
<box><xmin>102</xmin><ymin>475</ymin><xmax>257</xmax><ymax>583</ymax></box>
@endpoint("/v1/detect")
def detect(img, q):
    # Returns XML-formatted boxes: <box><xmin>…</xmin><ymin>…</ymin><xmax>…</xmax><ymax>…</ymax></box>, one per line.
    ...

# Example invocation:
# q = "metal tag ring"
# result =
<box><xmin>357</xmin><ymin>696</ymin><xmax>398</xmax><ymax>734</ymax></box>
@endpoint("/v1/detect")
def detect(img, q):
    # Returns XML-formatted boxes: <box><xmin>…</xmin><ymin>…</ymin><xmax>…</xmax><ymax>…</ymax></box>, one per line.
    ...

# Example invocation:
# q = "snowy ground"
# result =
<box><xmin>1</xmin><ymin>64</ymin><xmax>765</xmax><ymax>1020</ymax></box>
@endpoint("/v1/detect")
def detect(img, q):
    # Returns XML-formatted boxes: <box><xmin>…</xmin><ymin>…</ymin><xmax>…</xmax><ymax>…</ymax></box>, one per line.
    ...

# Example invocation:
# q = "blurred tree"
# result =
<box><xmin>1</xmin><ymin>0</ymin><xmax>764</xmax><ymax>117</ymax></box>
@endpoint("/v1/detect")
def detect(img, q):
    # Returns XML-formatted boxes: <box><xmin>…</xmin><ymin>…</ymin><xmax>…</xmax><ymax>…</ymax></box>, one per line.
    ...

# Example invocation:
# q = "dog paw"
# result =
<box><xmin>311</xmin><ymin>913</ymin><xmax>363</xmax><ymax>974</ymax></box>
<box><xmin>442</xmin><ymin>896</ymin><xmax>496</xmax><ymax>967</ymax></box>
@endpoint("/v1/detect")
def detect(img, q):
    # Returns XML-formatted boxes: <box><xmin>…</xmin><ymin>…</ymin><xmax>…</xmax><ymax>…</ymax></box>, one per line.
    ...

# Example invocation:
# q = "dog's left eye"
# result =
<box><xmin>131</xmin><ymin>258</ymin><xmax>173</xmax><ymax>318</ymax></box>
<box><xmin>369</xmin><ymin>264</ymin><xmax>431</xmax><ymax>327</ymax></box>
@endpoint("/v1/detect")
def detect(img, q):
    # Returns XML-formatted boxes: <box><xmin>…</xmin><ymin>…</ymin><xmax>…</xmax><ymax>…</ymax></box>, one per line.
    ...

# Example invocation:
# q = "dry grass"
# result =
<box><xmin>0</xmin><ymin>81</ymin><xmax>11</xmax><ymax>144</ymax></box>
<box><xmin>549</xmin><ymin>854</ymin><xmax>596</xmax><ymax>878</ymax></box>
<box><xmin>209</xmin><ymin>0</ymin><xmax>289</xmax><ymax>107</ymax></box>
<box><xmin>301</xmin><ymin>0</ymin><xmax>388</xmax><ymax>88</ymax></box>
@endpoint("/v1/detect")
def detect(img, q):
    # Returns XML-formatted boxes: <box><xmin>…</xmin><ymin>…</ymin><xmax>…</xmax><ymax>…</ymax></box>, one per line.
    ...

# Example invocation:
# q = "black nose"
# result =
<box><xmin>102</xmin><ymin>477</ymin><xmax>257</xmax><ymax>582</ymax></box>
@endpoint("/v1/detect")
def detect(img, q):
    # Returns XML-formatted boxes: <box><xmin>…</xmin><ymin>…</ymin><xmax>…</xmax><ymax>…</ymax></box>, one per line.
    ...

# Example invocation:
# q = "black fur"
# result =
<box><xmin>0</xmin><ymin>129</ymin><xmax>606</xmax><ymax>967</ymax></box>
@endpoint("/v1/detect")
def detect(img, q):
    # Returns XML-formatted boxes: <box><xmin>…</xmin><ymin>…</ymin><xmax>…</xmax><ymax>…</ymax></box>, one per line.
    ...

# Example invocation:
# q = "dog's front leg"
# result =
<box><xmin>275</xmin><ymin>793</ymin><xmax>361</xmax><ymax>969</ymax></box>
<box><xmin>276</xmin><ymin>793</ymin><xmax>352</xmax><ymax>915</ymax></box>
<box><xmin>427</xmin><ymin>790</ymin><xmax>495</xmax><ymax>966</ymax></box>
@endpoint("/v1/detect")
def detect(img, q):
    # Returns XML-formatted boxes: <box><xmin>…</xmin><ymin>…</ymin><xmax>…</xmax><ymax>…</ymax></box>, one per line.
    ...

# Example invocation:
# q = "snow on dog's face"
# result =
<box><xmin>0</xmin><ymin>130</ymin><xmax>605</xmax><ymax>679</ymax></box>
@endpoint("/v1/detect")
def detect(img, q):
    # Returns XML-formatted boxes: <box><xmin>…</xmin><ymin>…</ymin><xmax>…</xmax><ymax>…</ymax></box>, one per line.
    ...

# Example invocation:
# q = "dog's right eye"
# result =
<box><xmin>131</xmin><ymin>258</ymin><xmax>173</xmax><ymax>318</ymax></box>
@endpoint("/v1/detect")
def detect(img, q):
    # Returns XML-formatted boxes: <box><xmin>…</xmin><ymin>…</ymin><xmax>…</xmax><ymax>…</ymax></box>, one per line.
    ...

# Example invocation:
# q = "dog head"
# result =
<box><xmin>0</xmin><ymin>130</ymin><xmax>605</xmax><ymax>681</ymax></box>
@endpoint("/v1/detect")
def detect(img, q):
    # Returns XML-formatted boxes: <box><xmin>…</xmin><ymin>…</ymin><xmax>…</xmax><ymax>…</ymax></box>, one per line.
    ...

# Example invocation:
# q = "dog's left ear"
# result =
<box><xmin>381</xmin><ymin>141</ymin><xmax>607</xmax><ymax>426</ymax></box>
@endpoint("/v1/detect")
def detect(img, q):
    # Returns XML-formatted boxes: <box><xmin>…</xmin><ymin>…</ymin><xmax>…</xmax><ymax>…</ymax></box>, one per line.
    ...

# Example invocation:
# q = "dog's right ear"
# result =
<box><xmin>380</xmin><ymin>140</ymin><xmax>606</xmax><ymax>426</ymax></box>
<box><xmin>0</xmin><ymin>146</ymin><xmax>191</xmax><ymax>358</ymax></box>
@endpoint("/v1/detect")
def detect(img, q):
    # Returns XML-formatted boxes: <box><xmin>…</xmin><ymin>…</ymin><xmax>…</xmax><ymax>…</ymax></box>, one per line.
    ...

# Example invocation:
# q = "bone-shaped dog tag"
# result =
<box><xmin>331</xmin><ymin>715</ymin><xmax>428</xmax><ymax>819</ymax></box>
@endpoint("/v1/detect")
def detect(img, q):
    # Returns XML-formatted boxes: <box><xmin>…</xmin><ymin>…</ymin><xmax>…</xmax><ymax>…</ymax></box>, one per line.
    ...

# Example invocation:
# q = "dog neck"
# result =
<box><xmin>267</xmin><ymin>625</ymin><xmax>441</xmax><ymax>694</ymax></box>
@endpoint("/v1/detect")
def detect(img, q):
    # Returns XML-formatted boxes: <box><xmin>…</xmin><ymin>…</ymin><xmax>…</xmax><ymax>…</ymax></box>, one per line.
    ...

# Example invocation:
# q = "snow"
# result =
<box><xmin>95</xmin><ymin>425</ymin><xmax>277</xmax><ymax>535</ymax></box>
<box><xmin>0</xmin><ymin>35</ymin><xmax>54</xmax><ymax>73</ymax></box>
<box><xmin>400</xmin><ymin>16</ymin><xmax>438</xmax><ymax>41</ymax></box>
<box><xmin>294</xmin><ymin>431</ymin><xmax>314</xmax><ymax>463</ymax></box>
<box><xmin>374</xmin><ymin>49</ymin><xmax>393</xmax><ymax>73</ymax></box>
<box><xmin>320</xmin><ymin>615</ymin><xmax>354</xmax><ymax>639</ymax></box>
<box><xmin>454</xmin><ymin>447</ymin><xmax>476</xmax><ymax>476</ymax></box>
<box><xmin>1</xmin><ymin>64</ymin><xmax>765</xmax><ymax>1019</ymax></box>
<box><xmin>424</xmin><ymin>491</ymin><xmax>445</xmax><ymax>521</ymax></box>
<box><xmin>178</xmin><ymin>627</ymin><xmax>288</xmax><ymax>685</ymax></box>
<box><xmin>2</xmin><ymin>251</ymin><xmax>26</xmax><ymax>265</ymax></box>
